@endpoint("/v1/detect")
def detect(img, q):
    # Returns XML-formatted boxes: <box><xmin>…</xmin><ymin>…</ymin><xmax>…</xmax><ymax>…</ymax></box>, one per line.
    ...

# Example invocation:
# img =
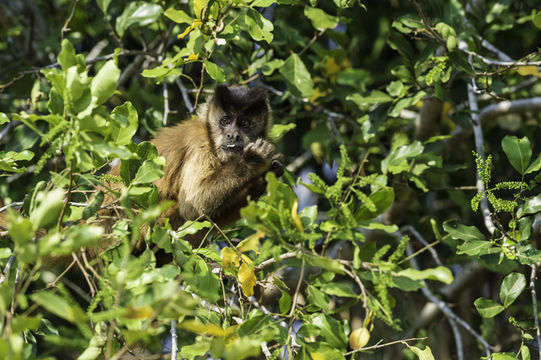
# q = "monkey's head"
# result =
<box><xmin>204</xmin><ymin>85</ymin><xmax>271</xmax><ymax>161</ymax></box>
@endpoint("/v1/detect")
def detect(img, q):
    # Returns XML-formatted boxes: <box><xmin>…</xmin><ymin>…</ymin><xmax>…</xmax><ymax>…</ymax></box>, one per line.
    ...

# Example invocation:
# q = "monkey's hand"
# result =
<box><xmin>244</xmin><ymin>138</ymin><xmax>276</xmax><ymax>174</ymax></box>
<box><xmin>271</xmin><ymin>153</ymin><xmax>284</xmax><ymax>177</ymax></box>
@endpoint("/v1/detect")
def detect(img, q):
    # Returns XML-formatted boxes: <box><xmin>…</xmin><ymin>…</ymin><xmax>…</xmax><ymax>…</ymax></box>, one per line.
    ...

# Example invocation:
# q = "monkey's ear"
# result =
<box><xmin>214</xmin><ymin>85</ymin><xmax>232</xmax><ymax>110</ymax></box>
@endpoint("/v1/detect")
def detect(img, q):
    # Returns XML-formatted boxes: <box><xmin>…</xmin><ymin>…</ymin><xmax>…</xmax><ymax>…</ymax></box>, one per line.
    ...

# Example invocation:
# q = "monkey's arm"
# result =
<box><xmin>179</xmin><ymin>139</ymin><xmax>281</xmax><ymax>221</ymax></box>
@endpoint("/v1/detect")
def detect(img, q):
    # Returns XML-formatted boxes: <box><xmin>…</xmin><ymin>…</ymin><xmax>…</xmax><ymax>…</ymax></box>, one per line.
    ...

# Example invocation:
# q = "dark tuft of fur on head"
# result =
<box><xmin>214</xmin><ymin>85</ymin><xmax>268</xmax><ymax>114</ymax></box>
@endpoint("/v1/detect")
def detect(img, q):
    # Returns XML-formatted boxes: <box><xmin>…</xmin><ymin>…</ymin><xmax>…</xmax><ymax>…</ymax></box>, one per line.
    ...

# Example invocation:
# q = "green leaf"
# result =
<box><xmin>304</xmin><ymin>7</ymin><xmax>339</xmax><ymax>30</ymax></box>
<box><xmin>307</xmin><ymin>342</ymin><xmax>346</xmax><ymax>360</ymax></box>
<box><xmin>83</xmin><ymin>191</ymin><xmax>104</xmax><ymax>220</ymax></box>
<box><xmin>279</xmin><ymin>53</ymin><xmax>314</xmax><ymax>98</ymax></box>
<box><xmin>456</xmin><ymin>240</ymin><xmax>494</xmax><ymax>256</ymax></box>
<box><xmin>96</xmin><ymin>0</ymin><xmax>111</xmax><ymax>13</ymax></box>
<box><xmin>184</xmin><ymin>256</ymin><xmax>221</xmax><ymax>302</ymax></box>
<box><xmin>115</xmin><ymin>2</ymin><xmax>163</xmax><ymax>37</ymax></box>
<box><xmin>7</xmin><ymin>213</ymin><xmax>34</xmax><ymax>247</ymax></box>
<box><xmin>223</xmin><ymin>337</ymin><xmax>261</xmax><ymax>360</ymax></box>
<box><xmin>120</xmin><ymin>142</ymin><xmax>159</xmax><ymax>184</ymax></box>
<box><xmin>132</xmin><ymin>158</ymin><xmax>165</xmax><ymax>185</ymax></box>
<box><xmin>307</xmin><ymin>285</ymin><xmax>329</xmax><ymax>310</ymax></box>
<box><xmin>358</xmin><ymin>220</ymin><xmax>398</xmax><ymax>233</ymax></box>
<box><xmin>205</xmin><ymin>61</ymin><xmax>226</xmax><ymax>83</ymax></box>
<box><xmin>0</xmin><ymin>113</ymin><xmax>9</xmax><ymax>125</ymax></box>
<box><xmin>30</xmin><ymin>189</ymin><xmax>64</xmax><ymax>230</ymax></box>
<box><xmin>78</xmin><ymin>335</ymin><xmax>106</xmax><ymax>360</ymax></box>
<box><xmin>500</xmin><ymin>272</ymin><xmax>526</xmax><ymax>308</ymax></box>
<box><xmin>534</xmin><ymin>11</ymin><xmax>541</xmax><ymax>30</ymax></box>
<box><xmin>347</xmin><ymin>90</ymin><xmax>393</xmax><ymax>108</ymax></box>
<box><xmin>279</xmin><ymin>290</ymin><xmax>292</xmax><ymax>314</ymax></box>
<box><xmin>381</xmin><ymin>141</ymin><xmax>423</xmax><ymax>174</ymax></box>
<box><xmin>92</xmin><ymin>143</ymin><xmax>135</xmax><ymax>160</ymax></box>
<box><xmin>443</xmin><ymin>219</ymin><xmax>485</xmax><ymax>242</ymax></box>
<box><xmin>355</xmin><ymin>188</ymin><xmax>394</xmax><ymax>220</ymax></box>
<box><xmin>261</xmin><ymin>58</ymin><xmax>284</xmax><ymax>76</ymax></box>
<box><xmin>91</xmin><ymin>60</ymin><xmax>121</xmax><ymax>106</ymax></box>
<box><xmin>397</xmin><ymin>266</ymin><xmax>454</xmax><ymax>285</ymax></box>
<box><xmin>0</xmin><ymin>150</ymin><xmax>34</xmax><ymax>173</ymax></box>
<box><xmin>11</xmin><ymin>315</ymin><xmax>42</xmax><ymax>333</ymax></box>
<box><xmin>406</xmin><ymin>345</ymin><xmax>435</xmax><ymax>360</ymax></box>
<box><xmin>110</xmin><ymin>102</ymin><xmax>138</xmax><ymax>145</ymax></box>
<box><xmin>474</xmin><ymin>297</ymin><xmax>504</xmax><ymax>318</ymax></box>
<box><xmin>58</xmin><ymin>39</ymin><xmax>77</xmax><ymax>71</ymax></box>
<box><xmin>312</xmin><ymin>314</ymin><xmax>348</xmax><ymax>351</ymax></box>
<box><xmin>525</xmin><ymin>153</ymin><xmax>541</xmax><ymax>174</ymax></box>
<box><xmin>320</xmin><ymin>282</ymin><xmax>357</xmax><ymax>297</ymax></box>
<box><xmin>303</xmin><ymin>254</ymin><xmax>345</xmax><ymax>274</ymax></box>
<box><xmin>30</xmin><ymin>292</ymin><xmax>87</xmax><ymax>323</ymax></box>
<box><xmin>244</xmin><ymin>8</ymin><xmax>274</xmax><ymax>43</ymax></box>
<box><xmin>164</xmin><ymin>7</ymin><xmax>193</xmax><ymax>24</ymax></box>
<box><xmin>520</xmin><ymin>194</ymin><xmax>541</xmax><ymax>216</ymax></box>
<box><xmin>502</xmin><ymin>136</ymin><xmax>532</xmax><ymax>175</ymax></box>
<box><xmin>141</xmin><ymin>66</ymin><xmax>174</xmax><ymax>79</ymax></box>
<box><xmin>492</xmin><ymin>354</ymin><xmax>522</xmax><ymax>360</ymax></box>
<box><xmin>269</xmin><ymin>123</ymin><xmax>296</xmax><ymax>140</ymax></box>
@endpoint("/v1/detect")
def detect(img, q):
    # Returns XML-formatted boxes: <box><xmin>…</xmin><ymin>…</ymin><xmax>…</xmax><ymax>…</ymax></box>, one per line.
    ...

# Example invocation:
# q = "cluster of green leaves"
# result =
<box><xmin>444</xmin><ymin>135</ymin><xmax>541</xmax><ymax>359</ymax></box>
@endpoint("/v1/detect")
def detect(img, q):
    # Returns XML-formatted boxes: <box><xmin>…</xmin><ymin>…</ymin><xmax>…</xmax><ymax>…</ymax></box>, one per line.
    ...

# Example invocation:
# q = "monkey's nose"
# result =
<box><xmin>226</xmin><ymin>133</ymin><xmax>240</xmax><ymax>141</ymax></box>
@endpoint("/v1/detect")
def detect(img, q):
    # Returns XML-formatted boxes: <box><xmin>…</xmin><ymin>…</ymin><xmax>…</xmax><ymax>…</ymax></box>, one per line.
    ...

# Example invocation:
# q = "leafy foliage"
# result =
<box><xmin>1</xmin><ymin>0</ymin><xmax>541</xmax><ymax>359</ymax></box>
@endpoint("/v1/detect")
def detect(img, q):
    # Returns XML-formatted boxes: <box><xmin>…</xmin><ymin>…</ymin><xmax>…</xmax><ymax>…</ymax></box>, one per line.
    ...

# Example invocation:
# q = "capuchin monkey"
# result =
<box><xmin>151</xmin><ymin>85</ymin><xmax>283</xmax><ymax>244</ymax></box>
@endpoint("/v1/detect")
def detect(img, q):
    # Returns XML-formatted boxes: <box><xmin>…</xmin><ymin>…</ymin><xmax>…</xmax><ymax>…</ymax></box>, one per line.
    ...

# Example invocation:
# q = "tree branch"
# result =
<box><xmin>467</xmin><ymin>79</ymin><xmax>496</xmax><ymax>234</ymax></box>
<box><xmin>479</xmin><ymin>97</ymin><xmax>541</xmax><ymax>123</ymax></box>
<box><xmin>407</xmin><ymin>244</ymin><xmax>492</xmax><ymax>356</ymax></box>
<box><xmin>344</xmin><ymin>337</ymin><xmax>427</xmax><ymax>356</ymax></box>
<box><xmin>531</xmin><ymin>264</ymin><xmax>541</xmax><ymax>360</ymax></box>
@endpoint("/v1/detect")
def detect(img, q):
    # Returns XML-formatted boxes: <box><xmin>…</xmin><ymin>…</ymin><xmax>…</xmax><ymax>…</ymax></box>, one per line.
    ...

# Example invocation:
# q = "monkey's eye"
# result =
<box><xmin>238</xmin><ymin>119</ymin><xmax>250</xmax><ymax>128</ymax></box>
<box><xmin>220</xmin><ymin>116</ymin><xmax>231</xmax><ymax>126</ymax></box>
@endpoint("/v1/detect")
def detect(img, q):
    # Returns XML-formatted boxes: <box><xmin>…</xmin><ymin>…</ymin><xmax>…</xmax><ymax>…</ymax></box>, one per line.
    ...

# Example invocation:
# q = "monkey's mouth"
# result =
<box><xmin>222</xmin><ymin>143</ymin><xmax>243</xmax><ymax>153</ymax></box>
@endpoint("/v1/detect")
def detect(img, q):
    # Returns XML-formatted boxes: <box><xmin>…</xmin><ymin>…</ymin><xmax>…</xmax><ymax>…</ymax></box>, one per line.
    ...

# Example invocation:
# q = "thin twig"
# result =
<box><xmin>400</xmin><ymin>225</ymin><xmax>442</xmax><ymax>266</ymax></box>
<box><xmin>193</xmin><ymin>60</ymin><xmax>207</xmax><ymax>112</ymax></box>
<box><xmin>298</xmin><ymin>30</ymin><xmax>326</xmax><ymax>56</ymax></box>
<box><xmin>46</xmin><ymin>259</ymin><xmax>77</xmax><ymax>288</ymax></box>
<box><xmin>0</xmin><ymin>255</ymin><xmax>16</xmax><ymax>285</ymax></box>
<box><xmin>255</xmin><ymin>252</ymin><xmax>299</xmax><ymax>271</ymax></box>
<box><xmin>175</xmin><ymin>78</ymin><xmax>194</xmax><ymax>113</ymax></box>
<box><xmin>407</xmin><ymin>244</ymin><xmax>492</xmax><ymax>356</ymax></box>
<box><xmin>72</xmin><ymin>253</ymin><xmax>97</xmax><ymax>297</ymax></box>
<box><xmin>449</xmin><ymin>319</ymin><xmax>465</xmax><ymax>360</ymax></box>
<box><xmin>406</xmin><ymin>0</ymin><xmax>446</xmax><ymax>46</ymax></box>
<box><xmin>286</xmin><ymin>258</ymin><xmax>305</xmax><ymax>359</ymax></box>
<box><xmin>61</xmin><ymin>0</ymin><xmax>80</xmax><ymax>40</ymax></box>
<box><xmin>170</xmin><ymin>320</ymin><xmax>178</xmax><ymax>360</ymax></box>
<box><xmin>344</xmin><ymin>336</ymin><xmax>427</xmax><ymax>355</ymax></box>
<box><xmin>163</xmin><ymin>81</ymin><xmax>170</xmax><ymax>126</ymax></box>
<box><xmin>0</xmin><ymin>202</ymin><xmax>23</xmax><ymax>214</ymax></box>
<box><xmin>342</xmin><ymin>266</ymin><xmax>369</xmax><ymax>316</ymax></box>
<box><xmin>58</xmin><ymin>160</ymin><xmax>75</xmax><ymax>230</ymax></box>
<box><xmin>531</xmin><ymin>264</ymin><xmax>541</xmax><ymax>360</ymax></box>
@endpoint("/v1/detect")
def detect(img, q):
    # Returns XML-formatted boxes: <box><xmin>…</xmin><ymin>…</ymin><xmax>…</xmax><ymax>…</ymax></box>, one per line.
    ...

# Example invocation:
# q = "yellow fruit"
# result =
<box><xmin>349</xmin><ymin>327</ymin><xmax>370</xmax><ymax>350</ymax></box>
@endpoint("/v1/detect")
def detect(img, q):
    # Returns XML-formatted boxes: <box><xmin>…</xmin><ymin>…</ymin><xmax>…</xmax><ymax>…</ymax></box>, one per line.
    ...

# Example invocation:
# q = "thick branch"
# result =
<box><xmin>479</xmin><ymin>97</ymin><xmax>541</xmax><ymax>123</ymax></box>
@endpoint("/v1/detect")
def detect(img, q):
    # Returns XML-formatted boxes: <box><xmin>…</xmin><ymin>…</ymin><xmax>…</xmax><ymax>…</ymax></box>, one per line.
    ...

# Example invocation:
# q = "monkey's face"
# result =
<box><xmin>207</xmin><ymin>86</ymin><xmax>270</xmax><ymax>161</ymax></box>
